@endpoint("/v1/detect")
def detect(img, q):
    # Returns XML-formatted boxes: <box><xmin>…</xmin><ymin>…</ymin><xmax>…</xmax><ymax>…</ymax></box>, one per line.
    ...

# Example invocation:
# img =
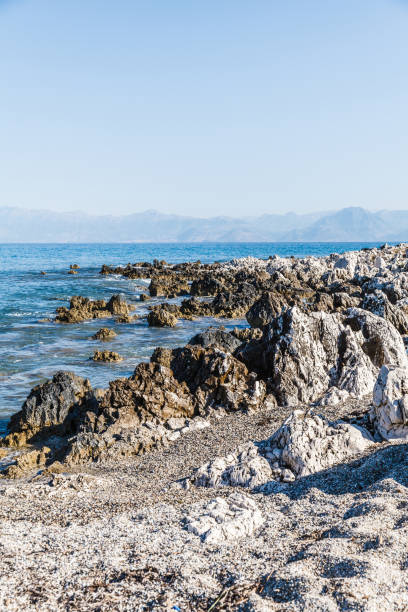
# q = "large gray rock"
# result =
<box><xmin>373</xmin><ymin>365</ymin><xmax>408</xmax><ymax>441</ymax></box>
<box><xmin>8</xmin><ymin>371</ymin><xmax>92</xmax><ymax>435</ymax></box>
<box><xmin>245</xmin><ymin>306</ymin><xmax>408</xmax><ymax>406</ymax></box>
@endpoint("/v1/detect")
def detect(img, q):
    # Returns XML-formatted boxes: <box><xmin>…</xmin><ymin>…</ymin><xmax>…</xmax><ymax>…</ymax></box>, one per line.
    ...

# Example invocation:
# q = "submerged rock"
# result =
<box><xmin>92</xmin><ymin>351</ymin><xmax>123</xmax><ymax>362</ymax></box>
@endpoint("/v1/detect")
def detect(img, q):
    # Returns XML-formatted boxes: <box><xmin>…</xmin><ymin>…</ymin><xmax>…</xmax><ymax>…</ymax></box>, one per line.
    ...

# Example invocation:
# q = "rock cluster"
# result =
<box><xmin>56</xmin><ymin>294</ymin><xmax>134</xmax><ymax>323</ymax></box>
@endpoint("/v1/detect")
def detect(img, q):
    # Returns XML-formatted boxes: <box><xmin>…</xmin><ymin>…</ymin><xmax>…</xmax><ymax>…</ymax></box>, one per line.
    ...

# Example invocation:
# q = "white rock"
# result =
<box><xmin>373</xmin><ymin>365</ymin><xmax>408</xmax><ymax>441</ymax></box>
<box><xmin>185</xmin><ymin>492</ymin><xmax>263</xmax><ymax>543</ymax></box>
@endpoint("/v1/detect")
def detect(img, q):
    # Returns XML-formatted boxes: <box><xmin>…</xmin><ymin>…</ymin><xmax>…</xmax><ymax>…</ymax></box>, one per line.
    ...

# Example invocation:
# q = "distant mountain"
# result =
<box><xmin>1</xmin><ymin>206</ymin><xmax>408</xmax><ymax>242</ymax></box>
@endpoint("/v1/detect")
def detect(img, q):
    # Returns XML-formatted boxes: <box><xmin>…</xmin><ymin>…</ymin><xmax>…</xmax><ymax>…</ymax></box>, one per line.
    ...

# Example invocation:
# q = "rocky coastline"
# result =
<box><xmin>2</xmin><ymin>244</ymin><xmax>408</xmax><ymax>610</ymax></box>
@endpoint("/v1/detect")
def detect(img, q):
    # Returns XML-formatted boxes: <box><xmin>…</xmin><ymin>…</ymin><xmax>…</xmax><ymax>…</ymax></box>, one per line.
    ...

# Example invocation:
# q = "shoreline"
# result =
<box><xmin>2</xmin><ymin>242</ymin><xmax>408</xmax><ymax>609</ymax></box>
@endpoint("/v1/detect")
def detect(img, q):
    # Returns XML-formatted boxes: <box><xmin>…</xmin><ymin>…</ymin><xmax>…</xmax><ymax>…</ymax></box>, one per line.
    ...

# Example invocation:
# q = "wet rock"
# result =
<box><xmin>56</xmin><ymin>294</ymin><xmax>133</xmax><ymax>323</ymax></box>
<box><xmin>92</xmin><ymin>351</ymin><xmax>123</xmax><ymax>362</ymax></box>
<box><xmin>3</xmin><ymin>447</ymin><xmax>51</xmax><ymax>479</ymax></box>
<box><xmin>185</xmin><ymin>493</ymin><xmax>263</xmax><ymax>543</ymax></box>
<box><xmin>372</xmin><ymin>365</ymin><xmax>408</xmax><ymax>441</ymax></box>
<box><xmin>92</xmin><ymin>328</ymin><xmax>117</xmax><ymax>341</ymax></box>
<box><xmin>6</xmin><ymin>372</ymin><xmax>92</xmax><ymax>442</ymax></box>
<box><xmin>70</xmin><ymin>264</ymin><xmax>80</xmax><ymax>269</ymax></box>
<box><xmin>149</xmin><ymin>276</ymin><xmax>189</xmax><ymax>298</ymax></box>
<box><xmin>147</xmin><ymin>306</ymin><xmax>178</xmax><ymax>327</ymax></box>
<box><xmin>68</xmin><ymin>269</ymin><xmax>78</xmax><ymax>275</ymax></box>
<box><xmin>188</xmin><ymin>328</ymin><xmax>241</xmax><ymax>353</ymax></box>
<box><xmin>139</xmin><ymin>293</ymin><xmax>149</xmax><ymax>301</ymax></box>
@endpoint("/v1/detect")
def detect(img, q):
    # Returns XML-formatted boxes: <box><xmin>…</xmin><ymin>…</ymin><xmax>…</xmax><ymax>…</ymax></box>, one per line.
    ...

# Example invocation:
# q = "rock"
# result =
<box><xmin>152</xmin><ymin>344</ymin><xmax>267</xmax><ymax>413</ymax></box>
<box><xmin>40</xmin><ymin>271</ymin><xmax>46</xmax><ymax>275</ymax></box>
<box><xmin>70</xmin><ymin>264</ymin><xmax>80</xmax><ymax>269</ymax></box>
<box><xmin>139</xmin><ymin>293</ymin><xmax>149</xmax><ymax>301</ymax></box>
<box><xmin>362</xmin><ymin>290</ymin><xmax>408</xmax><ymax>335</ymax></box>
<box><xmin>149</xmin><ymin>276</ymin><xmax>189</xmax><ymax>298</ymax></box>
<box><xmin>147</xmin><ymin>307</ymin><xmax>178</xmax><ymax>327</ymax></box>
<box><xmin>266</xmin><ymin>410</ymin><xmax>374</xmax><ymax>478</ymax></box>
<box><xmin>6</xmin><ymin>372</ymin><xmax>92</xmax><ymax>441</ymax></box>
<box><xmin>92</xmin><ymin>351</ymin><xmax>123</xmax><ymax>362</ymax></box>
<box><xmin>232</xmin><ymin>327</ymin><xmax>262</xmax><ymax>342</ymax></box>
<box><xmin>68</xmin><ymin>270</ymin><xmax>78</xmax><ymax>275</ymax></box>
<box><xmin>241</xmin><ymin>306</ymin><xmax>408</xmax><ymax>406</ymax></box>
<box><xmin>372</xmin><ymin>365</ymin><xmax>408</xmax><ymax>441</ymax></box>
<box><xmin>185</xmin><ymin>492</ymin><xmax>263</xmax><ymax>543</ymax></box>
<box><xmin>246</xmin><ymin>292</ymin><xmax>287</xmax><ymax>328</ymax></box>
<box><xmin>3</xmin><ymin>447</ymin><xmax>51</xmax><ymax>479</ymax></box>
<box><xmin>92</xmin><ymin>328</ymin><xmax>117</xmax><ymax>341</ymax></box>
<box><xmin>56</xmin><ymin>294</ymin><xmax>133</xmax><ymax>323</ymax></box>
<box><xmin>191</xmin><ymin>443</ymin><xmax>273</xmax><ymax>488</ymax></box>
<box><xmin>188</xmin><ymin>328</ymin><xmax>241</xmax><ymax>353</ymax></box>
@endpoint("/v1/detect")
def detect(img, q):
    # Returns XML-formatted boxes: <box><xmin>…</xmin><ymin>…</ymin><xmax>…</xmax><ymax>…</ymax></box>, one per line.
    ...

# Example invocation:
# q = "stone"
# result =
<box><xmin>246</xmin><ymin>292</ymin><xmax>287</xmax><ymax>328</ymax></box>
<box><xmin>147</xmin><ymin>307</ymin><xmax>178</xmax><ymax>327</ymax></box>
<box><xmin>188</xmin><ymin>328</ymin><xmax>241</xmax><ymax>353</ymax></box>
<box><xmin>92</xmin><ymin>351</ymin><xmax>123</xmax><ymax>362</ymax></box>
<box><xmin>192</xmin><ymin>443</ymin><xmax>272</xmax><ymax>488</ymax></box>
<box><xmin>267</xmin><ymin>410</ymin><xmax>374</xmax><ymax>478</ymax></box>
<box><xmin>92</xmin><ymin>328</ymin><xmax>117</xmax><ymax>341</ymax></box>
<box><xmin>185</xmin><ymin>492</ymin><xmax>264</xmax><ymax>543</ymax></box>
<box><xmin>372</xmin><ymin>365</ymin><xmax>408</xmax><ymax>441</ymax></box>
<box><xmin>6</xmin><ymin>372</ymin><xmax>92</xmax><ymax>441</ymax></box>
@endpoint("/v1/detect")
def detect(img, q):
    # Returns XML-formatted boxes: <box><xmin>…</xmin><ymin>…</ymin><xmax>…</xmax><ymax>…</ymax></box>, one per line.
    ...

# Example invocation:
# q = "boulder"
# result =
<box><xmin>372</xmin><ymin>365</ymin><xmax>408</xmax><ymax>441</ymax></box>
<box><xmin>92</xmin><ymin>351</ymin><xmax>123</xmax><ymax>362</ymax></box>
<box><xmin>92</xmin><ymin>328</ymin><xmax>117</xmax><ymax>341</ymax></box>
<box><xmin>246</xmin><ymin>292</ymin><xmax>287</xmax><ymax>328</ymax></box>
<box><xmin>6</xmin><ymin>371</ymin><xmax>92</xmax><ymax>440</ymax></box>
<box><xmin>362</xmin><ymin>290</ymin><xmax>408</xmax><ymax>335</ymax></box>
<box><xmin>188</xmin><ymin>328</ymin><xmax>241</xmax><ymax>353</ymax></box>
<box><xmin>147</xmin><ymin>306</ymin><xmax>178</xmax><ymax>327</ymax></box>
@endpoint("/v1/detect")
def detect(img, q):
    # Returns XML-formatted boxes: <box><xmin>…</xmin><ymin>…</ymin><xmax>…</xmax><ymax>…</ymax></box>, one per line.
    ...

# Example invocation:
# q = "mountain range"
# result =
<box><xmin>1</xmin><ymin>206</ymin><xmax>408</xmax><ymax>243</ymax></box>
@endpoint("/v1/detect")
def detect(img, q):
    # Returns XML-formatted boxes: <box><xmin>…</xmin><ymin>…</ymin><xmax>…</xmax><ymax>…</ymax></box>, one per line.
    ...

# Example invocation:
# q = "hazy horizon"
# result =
<box><xmin>1</xmin><ymin>1</ymin><xmax>408</xmax><ymax>217</ymax></box>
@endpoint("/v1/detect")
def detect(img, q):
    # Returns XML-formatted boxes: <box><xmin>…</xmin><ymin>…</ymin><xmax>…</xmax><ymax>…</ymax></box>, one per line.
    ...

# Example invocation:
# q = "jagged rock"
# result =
<box><xmin>190</xmin><ymin>277</ymin><xmax>225</xmax><ymax>296</ymax></box>
<box><xmin>188</xmin><ymin>328</ymin><xmax>241</xmax><ymax>353</ymax></box>
<box><xmin>147</xmin><ymin>306</ymin><xmax>178</xmax><ymax>327</ymax></box>
<box><xmin>240</xmin><ymin>306</ymin><xmax>408</xmax><ymax>405</ymax></box>
<box><xmin>232</xmin><ymin>327</ymin><xmax>263</xmax><ymax>342</ymax></box>
<box><xmin>246</xmin><ymin>292</ymin><xmax>287</xmax><ymax>328</ymax></box>
<box><xmin>56</xmin><ymin>294</ymin><xmax>133</xmax><ymax>323</ymax></box>
<box><xmin>92</xmin><ymin>351</ymin><xmax>123</xmax><ymax>362</ymax></box>
<box><xmin>6</xmin><ymin>372</ymin><xmax>92</xmax><ymax>442</ymax></box>
<box><xmin>92</xmin><ymin>328</ymin><xmax>117</xmax><ymax>341</ymax></box>
<box><xmin>3</xmin><ymin>447</ymin><xmax>51</xmax><ymax>479</ymax></box>
<box><xmin>152</xmin><ymin>345</ymin><xmax>267</xmax><ymax>413</ymax></box>
<box><xmin>264</xmin><ymin>410</ymin><xmax>374</xmax><ymax>478</ymax></box>
<box><xmin>211</xmin><ymin>283</ymin><xmax>260</xmax><ymax>318</ymax></box>
<box><xmin>192</xmin><ymin>443</ymin><xmax>273</xmax><ymax>488</ymax></box>
<box><xmin>149</xmin><ymin>276</ymin><xmax>189</xmax><ymax>298</ymax></box>
<box><xmin>372</xmin><ymin>365</ymin><xmax>408</xmax><ymax>441</ymax></box>
<box><xmin>362</xmin><ymin>290</ymin><xmax>408</xmax><ymax>335</ymax></box>
<box><xmin>185</xmin><ymin>493</ymin><xmax>263</xmax><ymax>543</ymax></box>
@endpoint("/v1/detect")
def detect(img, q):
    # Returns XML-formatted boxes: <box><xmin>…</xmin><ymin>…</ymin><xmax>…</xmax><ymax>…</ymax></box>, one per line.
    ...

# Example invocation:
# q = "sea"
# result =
<box><xmin>0</xmin><ymin>241</ymin><xmax>392</xmax><ymax>434</ymax></box>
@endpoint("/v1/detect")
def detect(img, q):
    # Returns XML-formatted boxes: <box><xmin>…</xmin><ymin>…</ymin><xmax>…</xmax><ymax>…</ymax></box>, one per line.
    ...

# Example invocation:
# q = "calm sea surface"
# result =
<box><xmin>0</xmin><ymin>242</ymin><xmax>393</xmax><ymax>433</ymax></box>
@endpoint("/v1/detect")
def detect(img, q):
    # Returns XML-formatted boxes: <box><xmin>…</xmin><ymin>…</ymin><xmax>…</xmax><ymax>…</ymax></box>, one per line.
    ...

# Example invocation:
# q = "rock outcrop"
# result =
<box><xmin>6</xmin><ymin>372</ymin><xmax>92</xmax><ymax>445</ymax></box>
<box><xmin>56</xmin><ymin>295</ymin><xmax>133</xmax><ymax>323</ymax></box>
<box><xmin>239</xmin><ymin>306</ymin><xmax>408</xmax><ymax>405</ymax></box>
<box><xmin>92</xmin><ymin>351</ymin><xmax>123</xmax><ymax>362</ymax></box>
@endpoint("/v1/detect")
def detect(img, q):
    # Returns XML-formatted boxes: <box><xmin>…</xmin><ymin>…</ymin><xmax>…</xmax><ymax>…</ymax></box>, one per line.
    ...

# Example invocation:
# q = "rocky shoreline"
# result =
<box><xmin>2</xmin><ymin>244</ymin><xmax>408</xmax><ymax>610</ymax></box>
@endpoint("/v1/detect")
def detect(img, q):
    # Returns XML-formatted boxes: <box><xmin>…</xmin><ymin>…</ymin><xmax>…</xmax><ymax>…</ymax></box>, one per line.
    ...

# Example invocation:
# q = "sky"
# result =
<box><xmin>0</xmin><ymin>0</ymin><xmax>408</xmax><ymax>218</ymax></box>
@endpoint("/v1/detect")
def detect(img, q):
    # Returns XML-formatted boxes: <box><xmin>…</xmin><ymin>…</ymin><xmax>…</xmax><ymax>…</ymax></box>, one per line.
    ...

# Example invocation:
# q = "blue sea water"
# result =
<box><xmin>0</xmin><ymin>241</ymin><xmax>393</xmax><ymax>433</ymax></box>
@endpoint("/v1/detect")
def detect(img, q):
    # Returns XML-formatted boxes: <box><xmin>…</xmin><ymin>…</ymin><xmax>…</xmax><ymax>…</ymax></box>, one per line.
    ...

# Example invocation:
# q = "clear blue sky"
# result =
<box><xmin>1</xmin><ymin>0</ymin><xmax>407</xmax><ymax>217</ymax></box>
